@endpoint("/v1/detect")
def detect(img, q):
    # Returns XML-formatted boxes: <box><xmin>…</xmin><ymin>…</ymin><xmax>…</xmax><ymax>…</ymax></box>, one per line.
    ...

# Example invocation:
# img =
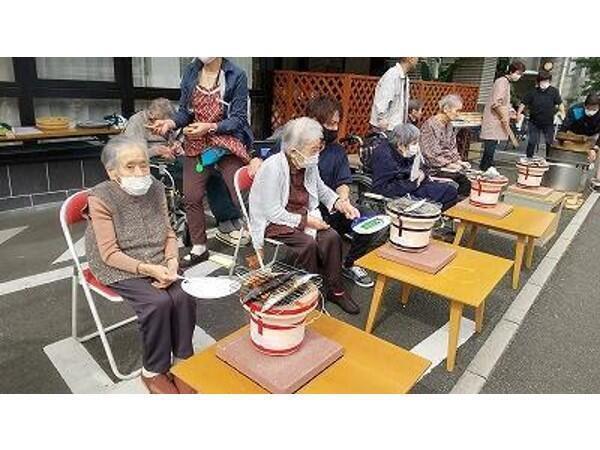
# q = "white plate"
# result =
<box><xmin>181</xmin><ymin>276</ymin><xmax>241</xmax><ymax>299</ymax></box>
<box><xmin>352</xmin><ymin>215</ymin><xmax>391</xmax><ymax>235</ymax></box>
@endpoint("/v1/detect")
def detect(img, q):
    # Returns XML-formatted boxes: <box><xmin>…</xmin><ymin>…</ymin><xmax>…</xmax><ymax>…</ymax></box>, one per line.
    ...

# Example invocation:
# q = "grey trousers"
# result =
<box><xmin>109</xmin><ymin>277</ymin><xmax>196</xmax><ymax>374</ymax></box>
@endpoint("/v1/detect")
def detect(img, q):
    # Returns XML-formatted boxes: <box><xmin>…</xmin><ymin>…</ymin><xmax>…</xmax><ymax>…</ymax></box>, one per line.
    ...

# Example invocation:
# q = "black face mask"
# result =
<box><xmin>322</xmin><ymin>128</ymin><xmax>338</xmax><ymax>144</ymax></box>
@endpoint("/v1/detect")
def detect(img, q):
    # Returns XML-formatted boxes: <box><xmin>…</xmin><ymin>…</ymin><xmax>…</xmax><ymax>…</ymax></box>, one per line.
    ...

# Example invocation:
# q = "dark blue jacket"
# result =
<box><xmin>172</xmin><ymin>58</ymin><xmax>253</xmax><ymax>149</ymax></box>
<box><xmin>371</xmin><ymin>140</ymin><xmax>419</xmax><ymax>198</ymax></box>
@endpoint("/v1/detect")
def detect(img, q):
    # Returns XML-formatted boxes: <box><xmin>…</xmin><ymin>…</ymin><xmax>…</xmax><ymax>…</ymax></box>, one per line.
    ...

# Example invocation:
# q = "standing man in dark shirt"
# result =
<box><xmin>517</xmin><ymin>71</ymin><xmax>564</xmax><ymax>157</ymax></box>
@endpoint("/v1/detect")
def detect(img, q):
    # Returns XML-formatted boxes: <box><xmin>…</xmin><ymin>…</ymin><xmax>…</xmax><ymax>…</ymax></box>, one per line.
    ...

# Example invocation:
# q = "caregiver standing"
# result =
<box><xmin>150</xmin><ymin>57</ymin><xmax>261</xmax><ymax>268</ymax></box>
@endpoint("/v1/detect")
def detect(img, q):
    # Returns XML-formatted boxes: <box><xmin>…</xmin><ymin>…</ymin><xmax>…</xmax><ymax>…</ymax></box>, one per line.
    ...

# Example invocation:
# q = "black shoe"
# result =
<box><xmin>180</xmin><ymin>251</ymin><xmax>209</xmax><ymax>269</ymax></box>
<box><xmin>327</xmin><ymin>291</ymin><xmax>360</xmax><ymax>315</ymax></box>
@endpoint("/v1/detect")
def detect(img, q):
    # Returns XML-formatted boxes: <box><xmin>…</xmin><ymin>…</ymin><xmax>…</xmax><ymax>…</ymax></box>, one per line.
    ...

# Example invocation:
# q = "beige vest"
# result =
<box><xmin>85</xmin><ymin>179</ymin><xmax>169</xmax><ymax>285</ymax></box>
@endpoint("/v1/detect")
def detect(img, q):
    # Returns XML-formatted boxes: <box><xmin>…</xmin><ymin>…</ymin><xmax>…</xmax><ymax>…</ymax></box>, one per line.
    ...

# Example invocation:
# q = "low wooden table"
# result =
<box><xmin>171</xmin><ymin>315</ymin><xmax>431</xmax><ymax>394</ymax></box>
<box><xmin>356</xmin><ymin>241</ymin><xmax>512</xmax><ymax>371</ymax></box>
<box><xmin>445</xmin><ymin>203</ymin><xmax>556</xmax><ymax>289</ymax></box>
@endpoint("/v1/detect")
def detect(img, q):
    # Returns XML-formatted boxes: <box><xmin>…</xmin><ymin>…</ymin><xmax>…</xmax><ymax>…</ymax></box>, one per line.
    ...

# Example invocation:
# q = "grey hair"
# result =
<box><xmin>148</xmin><ymin>97</ymin><xmax>175</xmax><ymax>119</ymax></box>
<box><xmin>101</xmin><ymin>135</ymin><xmax>149</xmax><ymax>170</ymax></box>
<box><xmin>388</xmin><ymin>123</ymin><xmax>420</xmax><ymax>147</ymax></box>
<box><xmin>438</xmin><ymin>94</ymin><xmax>463</xmax><ymax>112</ymax></box>
<box><xmin>280</xmin><ymin>117</ymin><xmax>323</xmax><ymax>154</ymax></box>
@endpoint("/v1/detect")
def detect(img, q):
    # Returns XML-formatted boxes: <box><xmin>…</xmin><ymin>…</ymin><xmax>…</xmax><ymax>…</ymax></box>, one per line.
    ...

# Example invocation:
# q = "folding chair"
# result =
<box><xmin>229</xmin><ymin>166</ymin><xmax>283</xmax><ymax>275</ymax></box>
<box><xmin>59</xmin><ymin>191</ymin><xmax>141</xmax><ymax>380</ymax></box>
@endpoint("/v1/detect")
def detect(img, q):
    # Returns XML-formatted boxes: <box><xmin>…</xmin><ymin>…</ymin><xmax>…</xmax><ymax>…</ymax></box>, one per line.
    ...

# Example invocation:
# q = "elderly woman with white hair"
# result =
<box><xmin>85</xmin><ymin>135</ymin><xmax>196</xmax><ymax>395</ymax></box>
<box><xmin>420</xmin><ymin>94</ymin><xmax>471</xmax><ymax>196</ymax></box>
<box><xmin>371</xmin><ymin>123</ymin><xmax>458</xmax><ymax>210</ymax></box>
<box><xmin>249</xmin><ymin>117</ymin><xmax>362</xmax><ymax>314</ymax></box>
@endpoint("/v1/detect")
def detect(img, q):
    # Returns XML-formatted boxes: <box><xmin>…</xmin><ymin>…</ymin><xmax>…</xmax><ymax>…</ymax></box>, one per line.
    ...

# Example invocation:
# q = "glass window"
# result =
<box><xmin>0</xmin><ymin>97</ymin><xmax>20</xmax><ymax>126</ymax></box>
<box><xmin>133</xmin><ymin>57</ymin><xmax>191</xmax><ymax>89</ymax></box>
<box><xmin>34</xmin><ymin>98</ymin><xmax>121</xmax><ymax>121</ymax></box>
<box><xmin>0</xmin><ymin>58</ymin><xmax>15</xmax><ymax>82</ymax></box>
<box><xmin>35</xmin><ymin>57</ymin><xmax>115</xmax><ymax>81</ymax></box>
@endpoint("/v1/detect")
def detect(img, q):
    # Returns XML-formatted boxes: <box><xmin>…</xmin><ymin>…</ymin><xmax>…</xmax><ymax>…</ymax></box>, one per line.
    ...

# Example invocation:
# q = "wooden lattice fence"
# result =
<box><xmin>272</xmin><ymin>70</ymin><xmax>479</xmax><ymax>137</ymax></box>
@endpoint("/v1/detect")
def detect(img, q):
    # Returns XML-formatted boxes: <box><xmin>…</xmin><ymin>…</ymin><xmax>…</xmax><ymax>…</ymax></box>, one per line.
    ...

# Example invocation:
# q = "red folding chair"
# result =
<box><xmin>59</xmin><ymin>191</ymin><xmax>141</xmax><ymax>380</ymax></box>
<box><xmin>230</xmin><ymin>166</ymin><xmax>282</xmax><ymax>274</ymax></box>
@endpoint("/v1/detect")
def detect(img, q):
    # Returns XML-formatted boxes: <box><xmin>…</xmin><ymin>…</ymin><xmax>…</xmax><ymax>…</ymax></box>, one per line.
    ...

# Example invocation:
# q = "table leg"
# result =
<box><xmin>525</xmin><ymin>236</ymin><xmax>535</xmax><ymax>269</ymax></box>
<box><xmin>365</xmin><ymin>274</ymin><xmax>387</xmax><ymax>334</ymax></box>
<box><xmin>453</xmin><ymin>221</ymin><xmax>467</xmax><ymax>246</ymax></box>
<box><xmin>475</xmin><ymin>300</ymin><xmax>485</xmax><ymax>333</ymax></box>
<box><xmin>512</xmin><ymin>235</ymin><xmax>526</xmax><ymax>290</ymax></box>
<box><xmin>466</xmin><ymin>225</ymin><xmax>479</xmax><ymax>248</ymax></box>
<box><xmin>447</xmin><ymin>301</ymin><xmax>464</xmax><ymax>372</ymax></box>
<box><xmin>400</xmin><ymin>284</ymin><xmax>412</xmax><ymax>306</ymax></box>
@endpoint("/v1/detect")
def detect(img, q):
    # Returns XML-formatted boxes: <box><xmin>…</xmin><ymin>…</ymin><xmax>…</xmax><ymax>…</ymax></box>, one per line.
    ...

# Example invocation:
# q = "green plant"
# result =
<box><xmin>419</xmin><ymin>59</ymin><xmax>458</xmax><ymax>82</ymax></box>
<box><xmin>574</xmin><ymin>57</ymin><xmax>600</xmax><ymax>94</ymax></box>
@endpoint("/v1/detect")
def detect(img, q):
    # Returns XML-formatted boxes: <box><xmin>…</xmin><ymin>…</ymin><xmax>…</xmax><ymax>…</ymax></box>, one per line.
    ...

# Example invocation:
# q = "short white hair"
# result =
<box><xmin>280</xmin><ymin>117</ymin><xmax>323</xmax><ymax>153</ymax></box>
<box><xmin>101</xmin><ymin>135</ymin><xmax>149</xmax><ymax>170</ymax></box>
<box><xmin>439</xmin><ymin>94</ymin><xmax>463</xmax><ymax>111</ymax></box>
<box><xmin>148</xmin><ymin>97</ymin><xmax>175</xmax><ymax>119</ymax></box>
<box><xmin>389</xmin><ymin>123</ymin><xmax>420</xmax><ymax>147</ymax></box>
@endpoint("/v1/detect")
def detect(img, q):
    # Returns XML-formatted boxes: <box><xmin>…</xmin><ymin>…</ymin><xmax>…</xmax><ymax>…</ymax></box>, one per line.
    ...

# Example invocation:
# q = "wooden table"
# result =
<box><xmin>356</xmin><ymin>241</ymin><xmax>512</xmax><ymax>371</ymax></box>
<box><xmin>170</xmin><ymin>315</ymin><xmax>431</xmax><ymax>394</ymax></box>
<box><xmin>445</xmin><ymin>204</ymin><xmax>556</xmax><ymax>289</ymax></box>
<box><xmin>0</xmin><ymin>127</ymin><xmax>120</xmax><ymax>143</ymax></box>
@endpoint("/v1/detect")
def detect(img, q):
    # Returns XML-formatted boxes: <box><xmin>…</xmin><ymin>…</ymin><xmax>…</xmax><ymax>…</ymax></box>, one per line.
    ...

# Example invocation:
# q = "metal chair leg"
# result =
<box><xmin>229</xmin><ymin>226</ymin><xmax>244</xmax><ymax>276</ymax></box>
<box><xmin>71</xmin><ymin>272</ymin><xmax>78</xmax><ymax>339</ymax></box>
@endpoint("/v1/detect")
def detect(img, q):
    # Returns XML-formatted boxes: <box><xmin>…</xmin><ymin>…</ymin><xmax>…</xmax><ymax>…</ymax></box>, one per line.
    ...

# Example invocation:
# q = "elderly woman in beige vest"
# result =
<box><xmin>85</xmin><ymin>135</ymin><xmax>196</xmax><ymax>395</ymax></box>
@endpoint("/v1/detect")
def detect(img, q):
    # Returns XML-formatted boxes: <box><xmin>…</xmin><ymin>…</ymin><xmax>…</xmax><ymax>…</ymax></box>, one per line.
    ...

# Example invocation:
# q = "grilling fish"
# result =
<box><xmin>242</xmin><ymin>272</ymin><xmax>296</xmax><ymax>304</ymax></box>
<box><xmin>260</xmin><ymin>274</ymin><xmax>319</xmax><ymax>312</ymax></box>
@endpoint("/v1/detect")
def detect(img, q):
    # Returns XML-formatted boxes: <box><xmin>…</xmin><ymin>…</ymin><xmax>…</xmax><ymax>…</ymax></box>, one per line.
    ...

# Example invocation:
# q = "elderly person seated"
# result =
<box><xmin>419</xmin><ymin>94</ymin><xmax>471</xmax><ymax>197</ymax></box>
<box><xmin>249</xmin><ymin>117</ymin><xmax>362</xmax><ymax>314</ymax></box>
<box><xmin>371</xmin><ymin>123</ymin><xmax>458</xmax><ymax>210</ymax></box>
<box><xmin>124</xmin><ymin>98</ymin><xmax>181</xmax><ymax>159</ymax></box>
<box><xmin>85</xmin><ymin>135</ymin><xmax>196</xmax><ymax>395</ymax></box>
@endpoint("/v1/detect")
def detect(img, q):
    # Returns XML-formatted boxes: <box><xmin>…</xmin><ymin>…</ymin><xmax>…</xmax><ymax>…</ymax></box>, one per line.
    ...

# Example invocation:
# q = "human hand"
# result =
<box><xmin>139</xmin><ymin>263</ymin><xmax>177</xmax><ymax>289</ymax></box>
<box><xmin>147</xmin><ymin>119</ymin><xmax>176</xmax><ymax>136</ymax></box>
<box><xmin>588</xmin><ymin>149</ymin><xmax>597</xmax><ymax>163</ymax></box>
<box><xmin>459</xmin><ymin>160</ymin><xmax>471</xmax><ymax>169</ymax></box>
<box><xmin>306</xmin><ymin>215</ymin><xmax>330</xmax><ymax>231</ymax></box>
<box><xmin>248</xmin><ymin>157</ymin><xmax>263</xmax><ymax>177</ymax></box>
<box><xmin>183</xmin><ymin>122</ymin><xmax>214</xmax><ymax>139</ymax></box>
<box><xmin>417</xmin><ymin>170</ymin><xmax>426</xmax><ymax>185</ymax></box>
<box><xmin>335</xmin><ymin>198</ymin><xmax>360</xmax><ymax>220</ymax></box>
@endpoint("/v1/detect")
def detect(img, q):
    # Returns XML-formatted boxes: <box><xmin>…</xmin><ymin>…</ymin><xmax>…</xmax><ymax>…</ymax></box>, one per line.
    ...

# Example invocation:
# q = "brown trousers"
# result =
<box><xmin>109</xmin><ymin>277</ymin><xmax>197</xmax><ymax>374</ymax></box>
<box><xmin>268</xmin><ymin>228</ymin><xmax>344</xmax><ymax>294</ymax></box>
<box><xmin>183</xmin><ymin>154</ymin><xmax>244</xmax><ymax>245</ymax></box>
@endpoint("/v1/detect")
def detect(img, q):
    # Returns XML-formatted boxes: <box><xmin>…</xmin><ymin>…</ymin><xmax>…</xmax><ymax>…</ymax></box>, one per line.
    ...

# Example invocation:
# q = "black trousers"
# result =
<box><xmin>109</xmin><ymin>277</ymin><xmax>197</xmax><ymax>374</ymax></box>
<box><xmin>320</xmin><ymin>205</ymin><xmax>386</xmax><ymax>267</ymax></box>
<box><xmin>480</xmin><ymin>139</ymin><xmax>501</xmax><ymax>171</ymax></box>
<box><xmin>268</xmin><ymin>228</ymin><xmax>344</xmax><ymax>294</ymax></box>
<box><xmin>526</xmin><ymin>122</ymin><xmax>554</xmax><ymax>158</ymax></box>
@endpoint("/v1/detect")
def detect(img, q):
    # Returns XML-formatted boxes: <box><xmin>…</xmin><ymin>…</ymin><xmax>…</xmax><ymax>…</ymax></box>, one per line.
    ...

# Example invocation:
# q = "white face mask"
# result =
<box><xmin>509</xmin><ymin>73</ymin><xmax>522</xmax><ymax>82</ymax></box>
<box><xmin>199</xmin><ymin>57</ymin><xmax>216</xmax><ymax>65</ymax></box>
<box><xmin>295</xmin><ymin>150</ymin><xmax>319</xmax><ymax>169</ymax></box>
<box><xmin>585</xmin><ymin>108</ymin><xmax>598</xmax><ymax>117</ymax></box>
<box><xmin>406</xmin><ymin>143</ymin><xmax>420</xmax><ymax>157</ymax></box>
<box><xmin>539</xmin><ymin>81</ymin><xmax>551</xmax><ymax>90</ymax></box>
<box><xmin>119</xmin><ymin>175</ymin><xmax>153</xmax><ymax>196</ymax></box>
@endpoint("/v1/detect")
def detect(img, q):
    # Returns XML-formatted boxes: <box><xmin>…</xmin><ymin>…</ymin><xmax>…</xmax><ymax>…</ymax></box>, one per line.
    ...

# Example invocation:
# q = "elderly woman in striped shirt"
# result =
<box><xmin>419</xmin><ymin>94</ymin><xmax>471</xmax><ymax>197</ymax></box>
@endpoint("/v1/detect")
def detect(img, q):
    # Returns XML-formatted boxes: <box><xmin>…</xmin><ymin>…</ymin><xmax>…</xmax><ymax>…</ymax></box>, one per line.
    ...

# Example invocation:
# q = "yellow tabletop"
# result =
<box><xmin>445</xmin><ymin>203</ymin><xmax>556</xmax><ymax>238</ymax></box>
<box><xmin>355</xmin><ymin>241</ymin><xmax>513</xmax><ymax>308</ymax></box>
<box><xmin>171</xmin><ymin>315</ymin><xmax>431</xmax><ymax>394</ymax></box>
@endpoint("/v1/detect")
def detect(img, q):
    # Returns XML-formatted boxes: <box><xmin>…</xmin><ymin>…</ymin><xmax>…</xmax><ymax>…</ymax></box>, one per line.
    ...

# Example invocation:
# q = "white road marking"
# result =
<box><xmin>52</xmin><ymin>236</ymin><xmax>85</xmax><ymax>264</ymax></box>
<box><xmin>44</xmin><ymin>326</ymin><xmax>215</xmax><ymax>394</ymax></box>
<box><xmin>0</xmin><ymin>226</ymin><xmax>28</xmax><ymax>246</ymax></box>
<box><xmin>0</xmin><ymin>266</ymin><xmax>73</xmax><ymax>297</ymax></box>
<box><xmin>43</xmin><ymin>337</ymin><xmax>113</xmax><ymax>394</ymax></box>
<box><xmin>411</xmin><ymin>317</ymin><xmax>476</xmax><ymax>377</ymax></box>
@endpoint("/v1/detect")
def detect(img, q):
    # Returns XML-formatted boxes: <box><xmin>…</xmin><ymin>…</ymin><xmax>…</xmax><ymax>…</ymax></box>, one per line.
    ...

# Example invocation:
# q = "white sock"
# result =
<box><xmin>142</xmin><ymin>367</ymin><xmax>160</xmax><ymax>378</ymax></box>
<box><xmin>191</xmin><ymin>244</ymin><xmax>207</xmax><ymax>256</ymax></box>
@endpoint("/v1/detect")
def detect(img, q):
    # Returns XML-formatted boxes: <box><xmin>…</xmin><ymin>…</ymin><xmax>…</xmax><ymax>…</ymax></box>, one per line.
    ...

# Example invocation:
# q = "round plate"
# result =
<box><xmin>181</xmin><ymin>276</ymin><xmax>241</xmax><ymax>299</ymax></box>
<box><xmin>351</xmin><ymin>214</ymin><xmax>391</xmax><ymax>235</ymax></box>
